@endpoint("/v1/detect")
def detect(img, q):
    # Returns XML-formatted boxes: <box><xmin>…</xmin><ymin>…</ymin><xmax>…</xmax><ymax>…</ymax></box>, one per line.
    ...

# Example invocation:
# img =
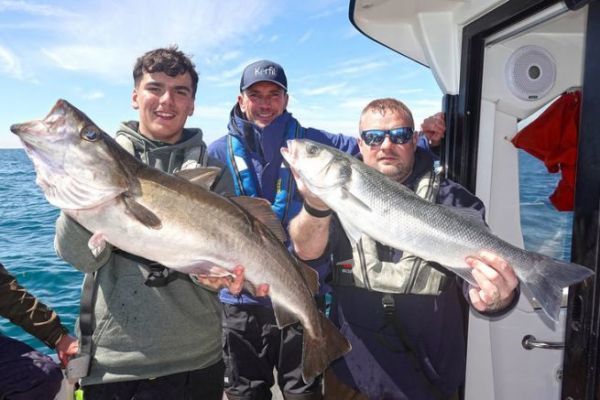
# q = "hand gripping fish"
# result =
<box><xmin>10</xmin><ymin>100</ymin><xmax>350</xmax><ymax>382</ymax></box>
<box><xmin>281</xmin><ymin>139</ymin><xmax>594</xmax><ymax>322</ymax></box>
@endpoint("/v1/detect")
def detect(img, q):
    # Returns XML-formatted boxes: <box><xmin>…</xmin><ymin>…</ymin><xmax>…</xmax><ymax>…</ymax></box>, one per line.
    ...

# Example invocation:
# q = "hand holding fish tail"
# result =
<box><xmin>466</xmin><ymin>251</ymin><xmax>519</xmax><ymax>313</ymax></box>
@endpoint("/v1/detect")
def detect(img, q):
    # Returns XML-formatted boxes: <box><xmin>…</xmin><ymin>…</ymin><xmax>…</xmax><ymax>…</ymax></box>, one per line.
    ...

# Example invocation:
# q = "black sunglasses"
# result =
<box><xmin>360</xmin><ymin>127</ymin><xmax>414</xmax><ymax>146</ymax></box>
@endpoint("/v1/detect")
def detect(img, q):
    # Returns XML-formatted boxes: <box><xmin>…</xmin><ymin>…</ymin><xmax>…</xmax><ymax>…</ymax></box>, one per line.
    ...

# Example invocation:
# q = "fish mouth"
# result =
<box><xmin>281</xmin><ymin>141</ymin><xmax>297</xmax><ymax>168</ymax></box>
<box><xmin>10</xmin><ymin>120</ymin><xmax>45</xmax><ymax>138</ymax></box>
<box><xmin>280</xmin><ymin>144</ymin><xmax>291</xmax><ymax>162</ymax></box>
<box><xmin>11</xmin><ymin>114</ymin><xmax>70</xmax><ymax>198</ymax></box>
<box><xmin>282</xmin><ymin>140</ymin><xmax>343</xmax><ymax>192</ymax></box>
<box><xmin>10</xmin><ymin>123</ymin><xmax>27</xmax><ymax>135</ymax></box>
<box><xmin>11</xmin><ymin>119</ymin><xmax>60</xmax><ymax>162</ymax></box>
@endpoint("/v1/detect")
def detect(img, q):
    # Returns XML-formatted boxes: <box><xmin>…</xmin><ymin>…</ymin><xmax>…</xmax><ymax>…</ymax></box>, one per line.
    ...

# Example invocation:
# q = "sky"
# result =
<box><xmin>0</xmin><ymin>0</ymin><xmax>442</xmax><ymax>149</ymax></box>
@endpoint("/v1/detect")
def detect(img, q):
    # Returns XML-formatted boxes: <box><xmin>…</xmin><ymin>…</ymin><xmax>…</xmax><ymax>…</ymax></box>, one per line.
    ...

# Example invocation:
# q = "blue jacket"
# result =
<box><xmin>208</xmin><ymin>105</ymin><xmax>358</xmax><ymax>305</ymax></box>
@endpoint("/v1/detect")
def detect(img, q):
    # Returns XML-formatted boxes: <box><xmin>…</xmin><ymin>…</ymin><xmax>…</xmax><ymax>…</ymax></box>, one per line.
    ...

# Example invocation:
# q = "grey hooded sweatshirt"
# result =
<box><xmin>55</xmin><ymin>122</ymin><xmax>233</xmax><ymax>385</ymax></box>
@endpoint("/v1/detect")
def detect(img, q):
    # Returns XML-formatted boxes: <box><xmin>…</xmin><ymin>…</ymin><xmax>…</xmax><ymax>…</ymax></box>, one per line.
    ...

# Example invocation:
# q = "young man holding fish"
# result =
<box><xmin>53</xmin><ymin>47</ymin><xmax>246</xmax><ymax>400</ymax></box>
<box><xmin>287</xmin><ymin>98</ymin><xmax>520</xmax><ymax>400</ymax></box>
<box><xmin>208</xmin><ymin>62</ymin><xmax>447</xmax><ymax>400</ymax></box>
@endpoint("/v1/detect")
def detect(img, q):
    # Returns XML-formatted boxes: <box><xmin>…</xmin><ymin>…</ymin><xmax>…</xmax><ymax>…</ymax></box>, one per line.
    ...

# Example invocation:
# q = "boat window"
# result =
<box><xmin>516</xmin><ymin>94</ymin><xmax>576</xmax><ymax>262</ymax></box>
<box><xmin>517</xmin><ymin>148</ymin><xmax>573</xmax><ymax>261</ymax></box>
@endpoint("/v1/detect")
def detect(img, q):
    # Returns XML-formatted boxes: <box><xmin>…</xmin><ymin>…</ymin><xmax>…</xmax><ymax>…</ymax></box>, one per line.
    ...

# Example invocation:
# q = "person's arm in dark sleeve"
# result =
<box><xmin>0</xmin><ymin>262</ymin><xmax>68</xmax><ymax>348</ymax></box>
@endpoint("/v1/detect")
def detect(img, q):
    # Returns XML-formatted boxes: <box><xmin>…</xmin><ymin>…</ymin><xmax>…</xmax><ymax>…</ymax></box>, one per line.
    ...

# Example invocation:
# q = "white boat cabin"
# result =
<box><xmin>350</xmin><ymin>0</ymin><xmax>599</xmax><ymax>399</ymax></box>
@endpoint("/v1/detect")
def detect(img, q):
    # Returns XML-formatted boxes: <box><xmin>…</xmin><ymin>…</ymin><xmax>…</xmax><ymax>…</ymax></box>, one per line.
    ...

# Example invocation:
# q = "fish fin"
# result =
<box><xmin>273</xmin><ymin>302</ymin><xmax>299</xmax><ymax>328</ymax></box>
<box><xmin>302</xmin><ymin>312</ymin><xmax>352</xmax><ymax>383</ymax></box>
<box><xmin>122</xmin><ymin>195</ymin><xmax>162</xmax><ymax>229</ymax></box>
<box><xmin>297</xmin><ymin>261</ymin><xmax>319</xmax><ymax>296</ymax></box>
<box><xmin>452</xmin><ymin>266</ymin><xmax>478</xmax><ymax>287</ymax></box>
<box><xmin>177</xmin><ymin>262</ymin><xmax>230</xmax><ymax>277</ymax></box>
<box><xmin>341</xmin><ymin>187</ymin><xmax>372</xmax><ymax>213</ymax></box>
<box><xmin>87</xmin><ymin>232</ymin><xmax>107</xmax><ymax>258</ymax></box>
<box><xmin>337</xmin><ymin>216</ymin><xmax>363</xmax><ymax>246</ymax></box>
<box><xmin>521</xmin><ymin>253</ymin><xmax>594</xmax><ymax>322</ymax></box>
<box><xmin>230</xmin><ymin>196</ymin><xmax>287</xmax><ymax>242</ymax></box>
<box><xmin>174</xmin><ymin>167</ymin><xmax>222</xmax><ymax>189</ymax></box>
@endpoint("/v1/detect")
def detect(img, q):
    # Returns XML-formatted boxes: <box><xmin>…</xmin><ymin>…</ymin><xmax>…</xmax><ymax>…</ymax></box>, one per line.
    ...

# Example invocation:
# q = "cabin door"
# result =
<box><xmin>444</xmin><ymin>1</ymin><xmax>598</xmax><ymax>399</ymax></box>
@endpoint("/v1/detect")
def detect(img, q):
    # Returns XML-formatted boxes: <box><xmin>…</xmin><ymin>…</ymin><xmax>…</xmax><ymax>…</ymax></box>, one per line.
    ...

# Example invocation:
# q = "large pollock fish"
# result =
<box><xmin>281</xmin><ymin>139</ymin><xmax>593</xmax><ymax>321</ymax></box>
<box><xmin>10</xmin><ymin>100</ymin><xmax>350</xmax><ymax>382</ymax></box>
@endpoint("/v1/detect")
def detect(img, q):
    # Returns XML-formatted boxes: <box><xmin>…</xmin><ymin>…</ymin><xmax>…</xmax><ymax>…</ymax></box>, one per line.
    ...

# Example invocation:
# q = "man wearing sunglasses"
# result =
<box><xmin>289</xmin><ymin>98</ymin><xmax>519</xmax><ymax>400</ymax></box>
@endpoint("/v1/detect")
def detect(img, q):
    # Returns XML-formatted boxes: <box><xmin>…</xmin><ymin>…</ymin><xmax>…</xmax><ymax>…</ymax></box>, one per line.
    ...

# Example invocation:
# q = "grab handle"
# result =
<box><xmin>521</xmin><ymin>334</ymin><xmax>564</xmax><ymax>350</ymax></box>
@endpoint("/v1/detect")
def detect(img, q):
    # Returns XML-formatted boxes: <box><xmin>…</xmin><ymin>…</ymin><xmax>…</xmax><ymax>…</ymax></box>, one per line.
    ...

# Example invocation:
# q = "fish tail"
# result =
<box><xmin>301</xmin><ymin>313</ymin><xmax>351</xmax><ymax>383</ymax></box>
<box><xmin>522</xmin><ymin>253</ymin><xmax>593</xmax><ymax>321</ymax></box>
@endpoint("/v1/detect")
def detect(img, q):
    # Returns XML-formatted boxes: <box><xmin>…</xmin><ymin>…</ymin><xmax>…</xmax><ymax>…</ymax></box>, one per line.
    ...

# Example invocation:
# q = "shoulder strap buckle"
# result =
<box><xmin>381</xmin><ymin>293</ymin><xmax>396</xmax><ymax>315</ymax></box>
<box><xmin>144</xmin><ymin>263</ymin><xmax>176</xmax><ymax>287</ymax></box>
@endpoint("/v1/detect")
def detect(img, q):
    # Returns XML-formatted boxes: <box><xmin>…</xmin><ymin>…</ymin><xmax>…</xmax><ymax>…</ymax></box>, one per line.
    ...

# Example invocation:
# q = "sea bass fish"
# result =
<box><xmin>10</xmin><ymin>99</ymin><xmax>350</xmax><ymax>382</ymax></box>
<box><xmin>281</xmin><ymin>139</ymin><xmax>593</xmax><ymax>321</ymax></box>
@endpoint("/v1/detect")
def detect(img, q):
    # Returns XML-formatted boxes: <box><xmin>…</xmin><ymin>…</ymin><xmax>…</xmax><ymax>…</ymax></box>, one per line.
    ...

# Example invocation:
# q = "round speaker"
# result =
<box><xmin>505</xmin><ymin>45</ymin><xmax>556</xmax><ymax>101</ymax></box>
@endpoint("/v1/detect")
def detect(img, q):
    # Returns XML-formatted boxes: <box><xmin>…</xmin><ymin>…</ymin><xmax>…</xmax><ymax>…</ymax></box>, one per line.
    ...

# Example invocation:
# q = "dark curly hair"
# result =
<box><xmin>133</xmin><ymin>45</ymin><xmax>199</xmax><ymax>97</ymax></box>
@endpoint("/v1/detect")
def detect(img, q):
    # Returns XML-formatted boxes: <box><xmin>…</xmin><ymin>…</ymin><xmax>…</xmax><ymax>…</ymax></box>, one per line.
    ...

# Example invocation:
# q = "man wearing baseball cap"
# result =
<box><xmin>208</xmin><ymin>60</ymin><xmax>446</xmax><ymax>400</ymax></box>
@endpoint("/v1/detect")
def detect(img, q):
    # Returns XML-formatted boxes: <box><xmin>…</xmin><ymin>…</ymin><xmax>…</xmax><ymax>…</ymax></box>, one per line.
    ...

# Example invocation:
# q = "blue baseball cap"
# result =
<box><xmin>240</xmin><ymin>60</ymin><xmax>287</xmax><ymax>92</ymax></box>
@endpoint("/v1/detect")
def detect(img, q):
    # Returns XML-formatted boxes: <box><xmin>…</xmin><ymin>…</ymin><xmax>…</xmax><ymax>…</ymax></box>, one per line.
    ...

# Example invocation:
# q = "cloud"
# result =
<box><xmin>0</xmin><ymin>45</ymin><xmax>23</xmax><ymax>79</ymax></box>
<box><xmin>323</xmin><ymin>96</ymin><xmax>442</xmax><ymax>130</ymax></box>
<box><xmin>335</xmin><ymin>93</ymin><xmax>442</xmax><ymax>125</ymax></box>
<box><xmin>0</xmin><ymin>0</ymin><xmax>78</xmax><ymax>17</ymax></box>
<box><xmin>300</xmin><ymin>83</ymin><xmax>347</xmax><ymax>96</ymax></box>
<box><xmin>298</xmin><ymin>30</ymin><xmax>313</xmax><ymax>44</ymax></box>
<box><xmin>10</xmin><ymin>0</ymin><xmax>278</xmax><ymax>81</ymax></box>
<box><xmin>411</xmin><ymin>99</ymin><xmax>442</xmax><ymax>108</ymax></box>
<box><xmin>293</xmin><ymin>110</ymin><xmax>358</xmax><ymax>135</ymax></box>
<box><xmin>40</xmin><ymin>45</ymin><xmax>137</xmax><ymax>86</ymax></box>
<box><xmin>203</xmin><ymin>57</ymin><xmax>263</xmax><ymax>88</ymax></box>
<box><xmin>309</xmin><ymin>5</ymin><xmax>347</xmax><ymax>20</ymax></box>
<box><xmin>203</xmin><ymin>50</ymin><xmax>242</xmax><ymax>66</ymax></box>
<box><xmin>339</xmin><ymin>97</ymin><xmax>375</xmax><ymax>110</ymax></box>
<box><xmin>337</xmin><ymin>61</ymin><xmax>388</xmax><ymax>75</ymax></box>
<box><xmin>396</xmin><ymin>88</ymin><xmax>424</xmax><ymax>95</ymax></box>
<box><xmin>293</xmin><ymin>57</ymin><xmax>392</xmax><ymax>90</ymax></box>
<box><xmin>81</xmin><ymin>91</ymin><xmax>105</xmax><ymax>101</ymax></box>
<box><xmin>269</xmin><ymin>35</ymin><xmax>279</xmax><ymax>43</ymax></box>
<box><xmin>405</xmin><ymin>98</ymin><xmax>443</xmax><ymax>127</ymax></box>
<box><xmin>195</xmin><ymin>103</ymin><xmax>233</xmax><ymax>119</ymax></box>
<box><xmin>187</xmin><ymin>102</ymin><xmax>233</xmax><ymax>143</ymax></box>
<box><xmin>342</xmin><ymin>27</ymin><xmax>360</xmax><ymax>39</ymax></box>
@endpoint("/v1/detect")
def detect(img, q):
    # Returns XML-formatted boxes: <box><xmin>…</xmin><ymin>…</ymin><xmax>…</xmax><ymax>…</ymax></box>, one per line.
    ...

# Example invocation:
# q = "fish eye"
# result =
<box><xmin>306</xmin><ymin>144</ymin><xmax>319</xmax><ymax>156</ymax></box>
<box><xmin>81</xmin><ymin>126</ymin><xmax>99</xmax><ymax>141</ymax></box>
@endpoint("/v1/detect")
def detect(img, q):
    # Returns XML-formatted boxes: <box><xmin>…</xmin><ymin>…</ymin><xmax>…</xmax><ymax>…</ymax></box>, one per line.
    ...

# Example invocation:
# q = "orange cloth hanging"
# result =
<box><xmin>511</xmin><ymin>91</ymin><xmax>580</xmax><ymax>211</ymax></box>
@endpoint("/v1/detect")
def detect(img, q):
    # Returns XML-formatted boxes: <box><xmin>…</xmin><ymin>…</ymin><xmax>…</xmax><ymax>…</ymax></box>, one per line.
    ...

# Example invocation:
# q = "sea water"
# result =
<box><xmin>0</xmin><ymin>148</ymin><xmax>572</xmax><ymax>353</ymax></box>
<box><xmin>0</xmin><ymin>149</ymin><xmax>82</xmax><ymax>352</ymax></box>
